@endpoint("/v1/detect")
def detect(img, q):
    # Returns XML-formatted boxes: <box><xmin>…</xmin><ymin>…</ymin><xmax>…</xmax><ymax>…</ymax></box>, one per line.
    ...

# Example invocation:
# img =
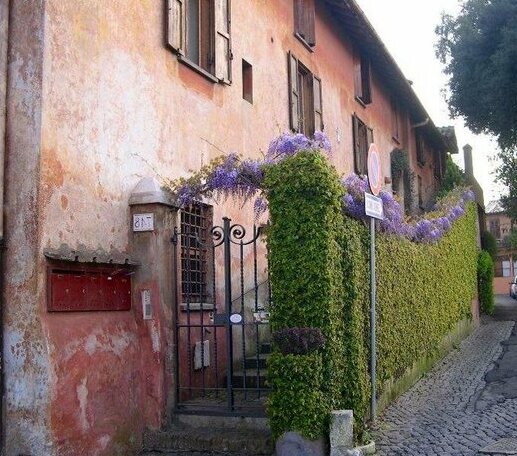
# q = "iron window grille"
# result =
<box><xmin>180</xmin><ymin>204</ymin><xmax>213</xmax><ymax>304</ymax></box>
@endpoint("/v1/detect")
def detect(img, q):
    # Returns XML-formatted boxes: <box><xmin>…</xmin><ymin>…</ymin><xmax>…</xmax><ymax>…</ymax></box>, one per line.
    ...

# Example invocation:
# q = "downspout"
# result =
<box><xmin>411</xmin><ymin>117</ymin><xmax>429</xmax><ymax>129</ymax></box>
<box><xmin>0</xmin><ymin>1</ymin><xmax>9</xmax><ymax>454</ymax></box>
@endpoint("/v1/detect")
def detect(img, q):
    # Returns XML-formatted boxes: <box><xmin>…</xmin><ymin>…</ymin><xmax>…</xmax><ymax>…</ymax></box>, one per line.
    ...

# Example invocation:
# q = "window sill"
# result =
<box><xmin>177</xmin><ymin>55</ymin><xmax>219</xmax><ymax>84</ymax></box>
<box><xmin>355</xmin><ymin>95</ymin><xmax>370</xmax><ymax>108</ymax></box>
<box><xmin>180</xmin><ymin>302</ymin><xmax>215</xmax><ymax>312</ymax></box>
<box><xmin>294</xmin><ymin>33</ymin><xmax>315</xmax><ymax>53</ymax></box>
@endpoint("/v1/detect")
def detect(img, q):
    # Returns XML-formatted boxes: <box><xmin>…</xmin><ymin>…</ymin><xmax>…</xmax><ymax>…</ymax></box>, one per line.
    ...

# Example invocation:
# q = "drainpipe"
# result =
<box><xmin>0</xmin><ymin>1</ymin><xmax>9</xmax><ymax>454</ymax></box>
<box><xmin>411</xmin><ymin>117</ymin><xmax>429</xmax><ymax>129</ymax></box>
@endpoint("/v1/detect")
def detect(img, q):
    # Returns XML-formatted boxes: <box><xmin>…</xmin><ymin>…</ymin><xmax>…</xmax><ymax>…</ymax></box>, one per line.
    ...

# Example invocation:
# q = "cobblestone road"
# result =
<box><xmin>373</xmin><ymin>297</ymin><xmax>517</xmax><ymax>455</ymax></box>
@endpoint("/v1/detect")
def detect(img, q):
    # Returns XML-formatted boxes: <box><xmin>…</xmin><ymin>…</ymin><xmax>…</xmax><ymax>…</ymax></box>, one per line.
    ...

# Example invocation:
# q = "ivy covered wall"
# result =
<box><xmin>264</xmin><ymin>150</ymin><xmax>479</xmax><ymax>441</ymax></box>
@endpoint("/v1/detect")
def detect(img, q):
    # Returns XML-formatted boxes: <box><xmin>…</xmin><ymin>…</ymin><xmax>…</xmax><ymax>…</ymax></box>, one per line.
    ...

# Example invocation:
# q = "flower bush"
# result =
<box><xmin>165</xmin><ymin>131</ymin><xmax>475</xmax><ymax>243</ymax></box>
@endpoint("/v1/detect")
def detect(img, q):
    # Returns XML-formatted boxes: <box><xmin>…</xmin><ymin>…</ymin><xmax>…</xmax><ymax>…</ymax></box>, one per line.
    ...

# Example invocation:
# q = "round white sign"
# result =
<box><xmin>229</xmin><ymin>313</ymin><xmax>243</xmax><ymax>324</ymax></box>
<box><xmin>367</xmin><ymin>144</ymin><xmax>382</xmax><ymax>196</ymax></box>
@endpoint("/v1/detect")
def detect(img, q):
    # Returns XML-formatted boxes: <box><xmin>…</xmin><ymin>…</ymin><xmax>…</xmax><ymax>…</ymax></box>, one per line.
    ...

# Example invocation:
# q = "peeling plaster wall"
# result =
<box><xmin>3</xmin><ymin>1</ymin><xmax>445</xmax><ymax>455</ymax></box>
<box><xmin>4</xmin><ymin>0</ymin><xmax>51</xmax><ymax>455</ymax></box>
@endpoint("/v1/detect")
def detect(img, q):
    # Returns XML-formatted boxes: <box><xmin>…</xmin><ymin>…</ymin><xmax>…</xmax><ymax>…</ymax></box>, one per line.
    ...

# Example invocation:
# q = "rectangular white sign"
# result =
<box><xmin>365</xmin><ymin>193</ymin><xmax>384</xmax><ymax>220</ymax></box>
<box><xmin>141</xmin><ymin>289</ymin><xmax>152</xmax><ymax>320</ymax></box>
<box><xmin>133</xmin><ymin>213</ymin><xmax>154</xmax><ymax>232</ymax></box>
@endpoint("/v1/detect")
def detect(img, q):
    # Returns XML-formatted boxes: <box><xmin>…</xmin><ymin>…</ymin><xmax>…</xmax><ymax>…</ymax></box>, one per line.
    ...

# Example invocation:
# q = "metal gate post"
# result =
<box><xmin>223</xmin><ymin>217</ymin><xmax>234</xmax><ymax>411</ymax></box>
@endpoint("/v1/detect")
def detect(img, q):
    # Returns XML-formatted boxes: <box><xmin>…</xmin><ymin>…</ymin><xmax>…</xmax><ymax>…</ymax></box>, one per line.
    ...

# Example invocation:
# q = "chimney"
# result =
<box><xmin>463</xmin><ymin>144</ymin><xmax>473</xmax><ymax>178</ymax></box>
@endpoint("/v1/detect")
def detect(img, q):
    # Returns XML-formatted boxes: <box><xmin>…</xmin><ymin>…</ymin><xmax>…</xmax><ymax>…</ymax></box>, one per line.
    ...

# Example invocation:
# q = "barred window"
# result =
<box><xmin>180</xmin><ymin>204</ymin><xmax>213</xmax><ymax>303</ymax></box>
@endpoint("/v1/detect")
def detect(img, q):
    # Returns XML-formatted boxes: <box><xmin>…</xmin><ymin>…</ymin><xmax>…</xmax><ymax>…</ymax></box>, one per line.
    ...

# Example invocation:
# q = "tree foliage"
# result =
<box><xmin>481</xmin><ymin>231</ymin><xmax>498</xmax><ymax>261</ymax></box>
<box><xmin>503</xmin><ymin>228</ymin><xmax>517</xmax><ymax>250</ymax></box>
<box><xmin>436</xmin><ymin>0</ymin><xmax>517</xmax><ymax>150</ymax></box>
<box><xmin>496</xmin><ymin>149</ymin><xmax>517</xmax><ymax>222</ymax></box>
<box><xmin>437</xmin><ymin>154</ymin><xmax>465</xmax><ymax>198</ymax></box>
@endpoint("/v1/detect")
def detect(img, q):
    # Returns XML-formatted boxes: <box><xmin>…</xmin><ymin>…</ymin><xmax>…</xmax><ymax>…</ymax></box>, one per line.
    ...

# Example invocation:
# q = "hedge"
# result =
<box><xmin>264</xmin><ymin>151</ymin><xmax>346</xmax><ymax>439</ymax></box>
<box><xmin>264</xmin><ymin>150</ymin><xmax>478</xmax><ymax>441</ymax></box>
<box><xmin>477</xmin><ymin>250</ymin><xmax>495</xmax><ymax>314</ymax></box>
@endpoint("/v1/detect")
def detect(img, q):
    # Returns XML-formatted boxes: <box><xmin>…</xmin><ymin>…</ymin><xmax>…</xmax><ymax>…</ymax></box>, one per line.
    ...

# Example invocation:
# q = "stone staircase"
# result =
<box><xmin>141</xmin><ymin>415</ymin><xmax>274</xmax><ymax>455</ymax></box>
<box><xmin>142</xmin><ymin>342</ymin><xmax>273</xmax><ymax>455</ymax></box>
<box><xmin>232</xmin><ymin>342</ymin><xmax>270</xmax><ymax>389</ymax></box>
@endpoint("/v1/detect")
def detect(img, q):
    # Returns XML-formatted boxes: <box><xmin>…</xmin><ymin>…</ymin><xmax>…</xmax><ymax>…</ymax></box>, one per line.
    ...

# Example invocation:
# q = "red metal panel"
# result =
<box><xmin>48</xmin><ymin>266</ymin><xmax>131</xmax><ymax>312</ymax></box>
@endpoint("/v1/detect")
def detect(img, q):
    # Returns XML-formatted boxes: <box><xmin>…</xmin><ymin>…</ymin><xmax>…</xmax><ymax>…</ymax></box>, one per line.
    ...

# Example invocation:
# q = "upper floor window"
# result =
<box><xmin>352</xmin><ymin>114</ymin><xmax>373</xmax><ymax>175</ymax></box>
<box><xmin>391</xmin><ymin>98</ymin><xmax>400</xmax><ymax>142</ymax></box>
<box><xmin>288</xmin><ymin>52</ymin><xmax>323</xmax><ymax>136</ymax></box>
<box><xmin>355</xmin><ymin>53</ymin><xmax>371</xmax><ymax>105</ymax></box>
<box><xmin>489</xmin><ymin>218</ymin><xmax>501</xmax><ymax>239</ymax></box>
<box><xmin>416</xmin><ymin>131</ymin><xmax>426</xmax><ymax>166</ymax></box>
<box><xmin>167</xmin><ymin>0</ymin><xmax>232</xmax><ymax>83</ymax></box>
<box><xmin>294</xmin><ymin>0</ymin><xmax>316</xmax><ymax>48</ymax></box>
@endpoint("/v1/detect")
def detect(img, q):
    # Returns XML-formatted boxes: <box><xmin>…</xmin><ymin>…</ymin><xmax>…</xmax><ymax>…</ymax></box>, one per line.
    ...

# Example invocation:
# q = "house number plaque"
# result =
<box><xmin>133</xmin><ymin>213</ymin><xmax>154</xmax><ymax>232</ymax></box>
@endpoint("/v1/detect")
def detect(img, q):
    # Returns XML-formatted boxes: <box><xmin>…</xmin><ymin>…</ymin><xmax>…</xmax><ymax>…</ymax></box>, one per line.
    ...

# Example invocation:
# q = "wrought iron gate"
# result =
<box><xmin>172</xmin><ymin>216</ymin><xmax>271</xmax><ymax>416</ymax></box>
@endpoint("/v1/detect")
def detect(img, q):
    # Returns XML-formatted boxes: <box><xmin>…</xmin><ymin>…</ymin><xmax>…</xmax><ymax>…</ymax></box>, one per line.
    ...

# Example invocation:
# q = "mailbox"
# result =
<box><xmin>47</xmin><ymin>263</ymin><xmax>132</xmax><ymax>312</ymax></box>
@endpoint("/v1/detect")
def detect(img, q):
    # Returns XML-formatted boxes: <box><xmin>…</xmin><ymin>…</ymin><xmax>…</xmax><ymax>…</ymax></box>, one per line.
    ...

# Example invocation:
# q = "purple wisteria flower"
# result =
<box><xmin>341</xmin><ymin>174</ymin><xmax>474</xmax><ymax>244</ymax></box>
<box><xmin>172</xmin><ymin>132</ymin><xmax>474</xmax><ymax>243</ymax></box>
<box><xmin>266</xmin><ymin>131</ymin><xmax>331</xmax><ymax>162</ymax></box>
<box><xmin>312</xmin><ymin>131</ymin><xmax>332</xmax><ymax>154</ymax></box>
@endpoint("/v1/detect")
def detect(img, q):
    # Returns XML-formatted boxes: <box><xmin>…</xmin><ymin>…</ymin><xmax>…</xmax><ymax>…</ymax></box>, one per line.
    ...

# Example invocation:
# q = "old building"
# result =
<box><xmin>0</xmin><ymin>1</ymin><xmax>458</xmax><ymax>454</ymax></box>
<box><xmin>486</xmin><ymin>200</ymin><xmax>516</xmax><ymax>294</ymax></box>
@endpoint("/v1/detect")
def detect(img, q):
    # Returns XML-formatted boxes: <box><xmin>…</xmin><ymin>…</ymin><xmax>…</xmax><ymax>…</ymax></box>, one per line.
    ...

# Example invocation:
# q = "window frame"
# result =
<box><xmin>167</xmin><ymin>0</ymin><xmax>232</xmax><ymax>84</ymax></box>
<box><xmin>288</xmin><ymin>51</ymin><xmax>323</xmax><ymax>136</ymax></box>
<box><xmin>294</xmin><ymin>0</ymin><xmax>316</xmax><ymax>50</ymax></box>
<box><xmin>352</xmin><ymin>114</ymin><xmax>373</xmax><ymax>176</ymax></box>
<box><xmin>180</xmin><ymin>203</ymin><xmax>214</xmax><ymax>306</ymax></box>
<box><xmin>416</xmin><ymin>130</ymin><xmax>426</xmax><ymax>167</ymax></box>
<box><xmin>355</xmin><ymin>52</ymin><xmax>372</xmax><ymax>106</ymax></box>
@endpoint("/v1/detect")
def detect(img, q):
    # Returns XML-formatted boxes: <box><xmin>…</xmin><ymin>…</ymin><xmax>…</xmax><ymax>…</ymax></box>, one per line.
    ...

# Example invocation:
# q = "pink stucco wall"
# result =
<box><xmin>4</xmin><ymin>1</ymin><xmax>448</xmax><ymax>455</ymax></box>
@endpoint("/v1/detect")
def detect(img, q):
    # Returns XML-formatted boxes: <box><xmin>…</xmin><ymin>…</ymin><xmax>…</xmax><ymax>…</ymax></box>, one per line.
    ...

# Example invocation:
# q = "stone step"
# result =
<box><xmin>261</xmin><ymin>342</ymin><xmax>271</xmax><ymax>354</ymax></box>
<box><xmin>232</xmin><ymin>370</ymin><xmax>267</xmax><ymax>389</ymax></box>
<box><xmin>142</xmin><ymin>424</ymin><xmax>274</xmax><ymax>455</ymax></box>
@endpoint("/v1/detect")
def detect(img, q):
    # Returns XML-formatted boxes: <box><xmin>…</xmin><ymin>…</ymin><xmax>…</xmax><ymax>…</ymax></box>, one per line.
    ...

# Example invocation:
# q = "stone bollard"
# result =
<box><xmin>276</xmin><ymin>432</ymin><xmax>326</xmax><ymax>456</ymax></box>
<box><xmin>330</xmin><ymin>410</ymin><xmax>354</xmax><ymax>456</ymax></box>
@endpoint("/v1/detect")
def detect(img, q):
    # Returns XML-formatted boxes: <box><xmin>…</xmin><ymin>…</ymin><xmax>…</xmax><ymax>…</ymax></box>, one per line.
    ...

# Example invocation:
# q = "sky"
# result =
<box><xmin>354</xmin><ymin>0</ymin><xmax>503</xmax><ymax>203</ymax></box>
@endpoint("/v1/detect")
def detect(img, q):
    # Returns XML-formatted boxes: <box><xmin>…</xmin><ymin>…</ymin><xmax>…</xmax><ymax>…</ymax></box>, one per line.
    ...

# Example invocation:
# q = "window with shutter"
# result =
<box><xmin>416</xmin><ymin>131</ymin><xmax>426</xmax><ymax>166</ymax></box>
<box><xmin>391</xmin><ymin>98</ymin><xmax>400</xmax><ymax>142</ymax></box>
<box><xmin>354</xmin><ymin>53</ymin><xmax>372</xmax><ymax>105</ymax></box>
<box><xmin>294</xmin><ymin>0</ymin><xmax>316</xmax><ymax>48</ymax></box>
<box><xmin>352</xmin><ymin>114</ymin><xmax>371</xmax><ymax>175</ymax></box>
<box><xmin>288</xmin><ymin>52</ymin><xmax>323</xmax><ymax>135</ymax></box>
<box><xmin>166</xmin><ymin>0</ymin><xmax>232</xmax><ymax>83</ymax></box>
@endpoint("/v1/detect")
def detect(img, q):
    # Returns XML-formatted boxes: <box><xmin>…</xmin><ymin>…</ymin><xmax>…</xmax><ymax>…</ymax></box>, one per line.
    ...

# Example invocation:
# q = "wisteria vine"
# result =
<box><xmin>166</xmin><ymin>131</ymin><xmax>474</xmax><ymax>244</ymax></box>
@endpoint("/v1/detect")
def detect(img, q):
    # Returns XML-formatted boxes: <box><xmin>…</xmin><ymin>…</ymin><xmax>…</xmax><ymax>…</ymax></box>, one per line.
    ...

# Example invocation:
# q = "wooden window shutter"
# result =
<box><xmin>167</xmin><ymin>0</ymin><xmax>185</xmax><ymax>54</ymax></box>
<box><xmin>313</xmin><ymin>75</ymin><xmax>323</xmax><ymax>131</ymax></box>
<box><xmin>367</xmin><ymin>127</ymin><xmax>374</xmax><ymax>147</ymax></box>
<box><xmin>352</xmin><ymin>115</ymin><xmax>361</xmax><ymax>174</ymax></box>
<box><xmin>215</xmin><ymin>0</ymin><xmax>232</xmax><ymax>83</ymax></box>
<box><xmin>288</xmin><ymin>52</ymin><xmax>300</xmax><ymax>132</ymax></box>
<box><xmin>305</xmin><ymin>0</ymin><xmax>316</xmax><ymax>46</ymax></box>
<box><xmin>354</xmin><ymin>55</ymin><xmax>362</xmax><ymax>99</ymax></box>
<box><xmin>294</xmin><ymin>0</ymin><xmax>304</xmax><ymax>36</ymax></box>
<box><xmin>361</xmin><ymin>57</ymin><xmax>371</xmax><ymax>103</ymax></box>
<box><xmin>294</xmin><ymin>0</ymin><xmax>315</xmax><ymax>46</ymax></box>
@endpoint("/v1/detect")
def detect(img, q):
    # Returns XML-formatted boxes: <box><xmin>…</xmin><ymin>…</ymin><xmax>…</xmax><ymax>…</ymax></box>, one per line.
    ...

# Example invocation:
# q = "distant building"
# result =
<box><xmin>486</xmin><ymin>200</ymin><xmax>516</xmax><ymax>293</ymax></box>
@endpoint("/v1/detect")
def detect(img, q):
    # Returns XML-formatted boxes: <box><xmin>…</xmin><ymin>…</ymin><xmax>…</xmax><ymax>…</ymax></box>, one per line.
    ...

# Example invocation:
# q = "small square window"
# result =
<box><xmin>242</xmin><ymin>60</ymin><xmax>253</xmax><ymax>104</ymax></box>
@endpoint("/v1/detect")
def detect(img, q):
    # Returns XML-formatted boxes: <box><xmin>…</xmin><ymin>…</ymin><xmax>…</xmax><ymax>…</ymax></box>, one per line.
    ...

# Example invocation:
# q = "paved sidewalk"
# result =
<box><xmin>373</xmin><ymin>301</ymin><xmax>517</xmax><ymax>455</ymax></box>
